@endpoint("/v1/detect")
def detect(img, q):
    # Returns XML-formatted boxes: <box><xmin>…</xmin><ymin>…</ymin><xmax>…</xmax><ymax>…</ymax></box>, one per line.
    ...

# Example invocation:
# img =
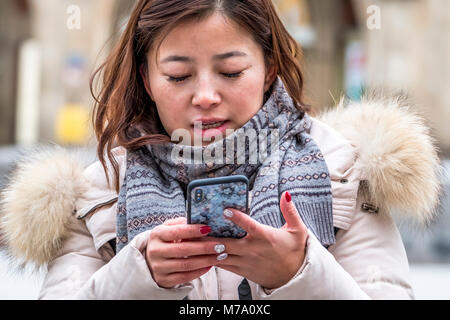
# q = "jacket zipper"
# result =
<box><xmin>76</xmin><ymin>197</ymin><xmax>118</xmax><ymax>220</ymax></box>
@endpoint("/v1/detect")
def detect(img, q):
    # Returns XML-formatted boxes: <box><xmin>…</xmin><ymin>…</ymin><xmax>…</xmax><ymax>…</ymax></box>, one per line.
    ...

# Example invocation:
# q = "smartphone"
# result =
<box><xmin>187</xmin><ymin>175</ymin><xmax>249</xmax><ymax>238</ymax></box>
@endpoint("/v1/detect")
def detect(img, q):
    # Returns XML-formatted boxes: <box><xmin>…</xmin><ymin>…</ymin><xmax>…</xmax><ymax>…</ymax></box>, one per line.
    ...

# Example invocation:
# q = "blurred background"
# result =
<box><xmin>0</xmin><ymin>0</ymin><xmax>449</xmax><ymax>299</ymax></box>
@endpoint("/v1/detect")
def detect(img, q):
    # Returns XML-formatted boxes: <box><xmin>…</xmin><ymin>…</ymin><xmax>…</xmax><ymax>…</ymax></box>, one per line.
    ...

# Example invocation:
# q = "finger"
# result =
<box><xmin>159</xmin><ymin>266</ymin><xmax>212</xmax><ymax>288</ymax></box>
<box><xmin>216</xmin><ymin>264</ymin><xmax>242</xmax><ymax>277</ymax></box>
<box><xmin>223</xmin><ymin>208</ymin><xmax>265</xmax><ymax>237</ymax></box>
<box><xmin>156</xmin><ymin>224</ymin><xmax>211</xmax><ymax>242</ymax></box>
<box><xmin>214</xmin><ymin>253</ymin><xmax>241</xmax><ymax>267</ymax></box>
<box><xmin>162</xmin><ymin>240</ymin><xmax>227</xmax><ymax>258</ymax></box>
<box><xmin>279</xmin><ymin>191</ymin><xmax>306</xmax><ymax>230</ymax></box>
<box><xmin>164</xmin><ymin>217</ymin><xmax>187</xmax><ymax>226</ymax></box>
<box><xmin>201</xmin><ymin>236</ymin><xmax>246</xmax><ymax>256</ymax></box>
<box><xmin>163</xmin><ymin>254</ymin><xmax>223</xmax><ymax>273</ymax></box>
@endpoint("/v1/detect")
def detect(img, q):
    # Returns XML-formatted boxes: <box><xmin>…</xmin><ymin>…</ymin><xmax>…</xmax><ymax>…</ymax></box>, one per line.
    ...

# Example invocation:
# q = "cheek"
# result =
<box><xmin>151</xmin><ymin>83</ymin><xmax>188</xmax><ymax>133</ymax></box>
<box><xmin>229</xmin><ymin>77</ymin><xmax>264</xmax><ymax>121</ymax></box>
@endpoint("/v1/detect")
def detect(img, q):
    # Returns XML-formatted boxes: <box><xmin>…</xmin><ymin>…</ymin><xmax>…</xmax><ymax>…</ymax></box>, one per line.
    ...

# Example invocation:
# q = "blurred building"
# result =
<box><xmin>0</xmin><ymin>0</ymin><xmax>133</xmax><ymax>146</ymax></box>
<box><xmin>276</xmin><ymin>0</ymin><xmax>450</xmax><ymax>156</ymax></box>
<box><xmin>356</xmin><ymin>0</ymin><xmax>450</xmax><ymax>156</ymax></box>
<box><xmin>0</xmin><ymin>0</ymin><xmax>30</xmax><ymax>145</ymax></box>
<box><xmin>1</xmin><ymin>0</ymin><xmax>449</xmax><ymax>152</ymax></box>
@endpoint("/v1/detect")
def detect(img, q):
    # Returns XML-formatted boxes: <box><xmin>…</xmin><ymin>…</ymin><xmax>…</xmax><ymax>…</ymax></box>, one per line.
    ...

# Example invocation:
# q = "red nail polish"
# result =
<box><xmin>285</xmin><ymin>191</ymin><xmax>292</xmax><ymax>202</ymax></box>
<box><xmin>200</xmin><ymin>226</ymin><xmax>211</xmax><ymax>234</ymax></box>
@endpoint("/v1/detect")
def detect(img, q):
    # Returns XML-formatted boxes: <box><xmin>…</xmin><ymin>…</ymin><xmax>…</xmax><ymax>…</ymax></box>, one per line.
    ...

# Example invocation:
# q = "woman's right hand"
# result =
<box><xmin>145</xmin><ymin>217</ymin><xmax>226</xmax><ymax>289</ymax></box>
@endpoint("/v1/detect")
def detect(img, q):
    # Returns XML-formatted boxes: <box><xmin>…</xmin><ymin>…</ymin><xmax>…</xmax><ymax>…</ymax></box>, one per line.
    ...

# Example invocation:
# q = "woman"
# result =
<box><xmin>0</xmin><ymin>0</ymin><xmax>442</xmax><ymax>299</ymax></box>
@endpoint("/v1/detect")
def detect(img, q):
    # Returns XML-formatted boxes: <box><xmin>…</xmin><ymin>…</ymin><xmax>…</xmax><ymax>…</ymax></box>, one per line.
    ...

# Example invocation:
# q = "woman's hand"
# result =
<box><xmin>212</xmin><ymin>191</ymin><xmax>309</xmax><ymax>290</ymax></box>
<box><xmin>145</xmin><ymin>217</ymin><xmax>226</xmax><ymax>289</ymax></box>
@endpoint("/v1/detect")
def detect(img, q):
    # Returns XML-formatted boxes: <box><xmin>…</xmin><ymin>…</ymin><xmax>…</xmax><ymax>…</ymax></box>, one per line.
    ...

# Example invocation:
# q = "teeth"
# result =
<box><xmin>201</xmin><ymin>121</ymin><xmax>225</xmax><ymax>129</ymax></box>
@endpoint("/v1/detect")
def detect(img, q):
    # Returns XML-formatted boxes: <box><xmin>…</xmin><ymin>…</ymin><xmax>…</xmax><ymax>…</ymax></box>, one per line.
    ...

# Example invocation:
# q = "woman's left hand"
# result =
<box><xmin>209</xmin><ymin>191</ymin><xmax>309</xmax><ymax>290</ymax></box>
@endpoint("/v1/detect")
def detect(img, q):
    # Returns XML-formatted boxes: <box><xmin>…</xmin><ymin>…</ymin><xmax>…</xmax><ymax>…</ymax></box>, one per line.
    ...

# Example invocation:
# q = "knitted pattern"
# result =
<box><xmin>116</xmin><ymin>76</ymin><xmax>334</xmax><ymax>252</ymax></box>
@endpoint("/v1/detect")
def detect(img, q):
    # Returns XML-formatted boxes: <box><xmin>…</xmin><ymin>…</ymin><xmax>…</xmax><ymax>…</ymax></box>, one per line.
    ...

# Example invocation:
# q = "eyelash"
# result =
<box><xmin>168</xmin><ymin>72</ymin><xmax>243</xmax><ymax>83</ymax></box>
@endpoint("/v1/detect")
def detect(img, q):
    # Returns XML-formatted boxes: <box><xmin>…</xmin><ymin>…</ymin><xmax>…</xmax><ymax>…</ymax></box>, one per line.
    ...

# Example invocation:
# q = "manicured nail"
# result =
<box><xmin>223</xmin><ymin>209</ymin><xmax>233</xmax><ymax>218</ymax></box>
<box><xmin>200</xmin><ymin>226</ymin><xmax>211</xmax><ymax>234</ymax></box>
<box><xmin>214</xmin><ymin>244</ymin><xmax>225</xmax><ymax>254</ymax></box>
<box><xmin>217</xmin><ymin>253</ymin><xmax>228</xmax><ymax>261</ymax></box>
<box><xmin>285</xmin><ymin>191</ymin><xmax>292</xmax><ymax>202</ymax></box>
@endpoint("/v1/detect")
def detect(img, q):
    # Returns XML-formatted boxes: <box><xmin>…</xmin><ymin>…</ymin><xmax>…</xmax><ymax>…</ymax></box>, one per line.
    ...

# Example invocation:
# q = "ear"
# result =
<box><xmin>139</xmin><ymin>63</ymin><xmax>154</xmax><ymax>101</ymax></box>
<box><xmin>263</xmin><ymin>59</ymin><xmax>277</xmax><ymax>93</ymax></box>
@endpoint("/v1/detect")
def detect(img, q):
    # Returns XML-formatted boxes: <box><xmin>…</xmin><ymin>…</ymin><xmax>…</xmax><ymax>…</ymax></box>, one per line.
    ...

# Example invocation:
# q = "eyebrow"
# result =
<box><xmin>161</xmin><ymin>51</ymin><xmax>248</xmax><ymax>63</ymax></box>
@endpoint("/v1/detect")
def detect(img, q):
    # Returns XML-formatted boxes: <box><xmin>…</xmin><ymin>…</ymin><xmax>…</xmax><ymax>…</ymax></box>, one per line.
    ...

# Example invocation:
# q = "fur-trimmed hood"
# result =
<box><xmin>317</xmin><ymin>94</ymin><xmax>445</xmax><ymax>225</ymax></box>
<box><xmin>0</xmin><ymin>95</ymin><xmax>445</xmax><ymax>269</ymax></box>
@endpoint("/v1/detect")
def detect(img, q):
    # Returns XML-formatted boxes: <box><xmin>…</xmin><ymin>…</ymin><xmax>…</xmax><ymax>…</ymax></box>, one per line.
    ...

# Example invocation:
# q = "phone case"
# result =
<box><xmin>187</xmin><ymin>175</ymin><xmax>249</xmax><ymax>238</ymax></box>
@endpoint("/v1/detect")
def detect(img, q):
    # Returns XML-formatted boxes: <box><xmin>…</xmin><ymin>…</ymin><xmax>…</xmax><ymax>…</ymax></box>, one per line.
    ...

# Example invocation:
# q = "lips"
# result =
<box><xmin>192</xmin><ymin>118</ymin><xmax>229</xmax><ymax>139</ymax></box>
<box><xmin>200</xmin><ymin>120</ymin><xmax>226</xmax><ymax>129</ymax></box>
<box><xmin>192</xmin><ymin>118</ymin><xmax>227</xmax><ymax>129</ymax></box>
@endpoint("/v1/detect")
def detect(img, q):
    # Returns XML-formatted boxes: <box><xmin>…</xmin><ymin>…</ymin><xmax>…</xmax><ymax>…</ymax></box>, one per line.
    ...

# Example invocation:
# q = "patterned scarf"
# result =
<box><xmin>116</xmin><ymin>76</ymin><xmax>334</xmax><ymax>252</ymax></box>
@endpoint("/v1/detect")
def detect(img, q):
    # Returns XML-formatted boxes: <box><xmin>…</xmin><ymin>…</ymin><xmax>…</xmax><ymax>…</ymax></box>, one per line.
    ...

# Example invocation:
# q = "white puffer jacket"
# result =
<box><xmin>0</xmin><ymin>96</ymin><xmax>443</xmax><ymax>299</ymax></box>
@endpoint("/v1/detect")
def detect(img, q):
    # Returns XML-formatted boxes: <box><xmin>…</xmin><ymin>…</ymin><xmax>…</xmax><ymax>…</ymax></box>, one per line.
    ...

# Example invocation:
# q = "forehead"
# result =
<box><xmin>150</xmin><ymin>13</ymin><xmax>259</xmax><ymax>63</ymax></box>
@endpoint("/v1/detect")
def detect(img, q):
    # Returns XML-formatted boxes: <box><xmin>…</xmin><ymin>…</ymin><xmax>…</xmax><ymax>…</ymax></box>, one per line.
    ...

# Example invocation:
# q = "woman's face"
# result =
<box><xmin>142</xmin><ymin>12</ymin><xmax>276</xmax><ymax>146</ymax></box>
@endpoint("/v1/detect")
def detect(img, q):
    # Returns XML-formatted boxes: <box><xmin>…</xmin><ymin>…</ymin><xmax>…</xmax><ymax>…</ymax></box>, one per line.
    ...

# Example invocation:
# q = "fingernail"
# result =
<box><xmin>217</xmin><ymin>253</ymin><xmax>228</xmax><ymax>261</ymax></box>
<box><xmin>223</xmin><ymin>209</ymin><xmax>233</xmax><ymax>218</ymax></box>
<box><xmin>285</xmin><ymin>191</ymin><xmax>292</xmax><ymax>202</ymax></box>
<box><xmin>200</xmin><ymin>226</ymin><xmax>211</xmax><ymax>234</ymax></box>
<box><xmin>214</xmin><ymin>244</ymin><xmax>225</xmax><ymax>254</ymax></box>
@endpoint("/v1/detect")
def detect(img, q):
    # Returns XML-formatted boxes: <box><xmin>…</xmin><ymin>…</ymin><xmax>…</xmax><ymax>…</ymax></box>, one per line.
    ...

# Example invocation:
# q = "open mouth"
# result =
<box><xmin>200</xmin><ymin>120</ymin><xmax>227</xmax><ymax>129</ymax></box>
<box><xmin>192</xmin><ymin>120</ymin><xmax>229</xmax><ymax>139</ymax></box>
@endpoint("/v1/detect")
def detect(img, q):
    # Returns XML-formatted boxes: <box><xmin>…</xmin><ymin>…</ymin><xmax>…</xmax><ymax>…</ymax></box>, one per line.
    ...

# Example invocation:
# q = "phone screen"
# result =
<box><xmin>187</xmin><ymin>176</ymin><xmax>248</xmax><ymax>238</ymax></box>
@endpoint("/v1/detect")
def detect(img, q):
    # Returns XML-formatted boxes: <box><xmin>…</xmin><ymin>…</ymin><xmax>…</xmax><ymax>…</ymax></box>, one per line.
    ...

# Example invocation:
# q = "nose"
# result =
<box><xmin>191</xmin><ymin>77</ymin><xmax>221</xmax><ymax>109</ymax></box>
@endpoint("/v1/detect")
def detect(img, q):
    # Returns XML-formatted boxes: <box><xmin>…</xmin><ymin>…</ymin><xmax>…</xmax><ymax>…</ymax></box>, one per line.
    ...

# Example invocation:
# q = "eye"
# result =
<box><xmin>168</xmin><ymin>75</ymin><xmax>189</xmax><ymax>83</ymax></box>
<box><xmin>167</xmin><ymin>71</ymin><xmax>243</xmax><ymax>83</ymax></box>
<box><xmin>222</xmin><ymin>71</ymin><xmax>242</xmax><ymax>78</ymax></box>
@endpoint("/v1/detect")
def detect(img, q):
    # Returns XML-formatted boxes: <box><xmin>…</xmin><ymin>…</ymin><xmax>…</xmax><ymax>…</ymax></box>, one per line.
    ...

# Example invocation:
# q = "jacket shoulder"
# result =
<box><xmin>309</xmin><ymin>117</ymin><xmax>360</xmax><ymax>230</ymax></box>
<box><xmin>75</xmin><ymin>147</ymin><xmax>126</xmax><ymax>220</ymax></box>
<box><xmin>0</xmin><ymin>145</ymin><xmax>126</xmax><ymax>269</ymax></box>
<box><xmin>0</xmin><ymin>146</ymin><xmax>92</xmax><ymax>268</ymax></box>
<box><xmin>316</xmin><ymin>94</ymin><xmax>443</xmax><ymax>226</ymax></box>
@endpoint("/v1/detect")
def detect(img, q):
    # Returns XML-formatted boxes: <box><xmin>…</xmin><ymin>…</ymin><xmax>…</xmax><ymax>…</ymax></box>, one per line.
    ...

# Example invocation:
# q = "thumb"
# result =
<box><xmin>280</xmin><ymin>191</ymin><xmax>306</xmax><ymax>230</ymax></box>
<box><xmin>163</xmin><ymin>217</ymin><xmax>187</xmax><ymax>226</ymax></box>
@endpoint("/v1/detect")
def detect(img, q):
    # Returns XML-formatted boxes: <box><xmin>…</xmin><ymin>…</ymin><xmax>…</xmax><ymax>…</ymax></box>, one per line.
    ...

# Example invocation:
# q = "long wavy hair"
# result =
<box><xmin>90</xmin><ymin>0</ymin><xmax>309</xmax><ymax>192</ymax></box>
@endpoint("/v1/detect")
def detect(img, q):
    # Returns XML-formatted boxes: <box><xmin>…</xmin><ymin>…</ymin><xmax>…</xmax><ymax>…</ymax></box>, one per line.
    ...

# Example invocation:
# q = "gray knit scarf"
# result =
<box><xmin>116</xmin><ymin>76</ymin><xmax>335</xmax><ymax>252</ymax></box>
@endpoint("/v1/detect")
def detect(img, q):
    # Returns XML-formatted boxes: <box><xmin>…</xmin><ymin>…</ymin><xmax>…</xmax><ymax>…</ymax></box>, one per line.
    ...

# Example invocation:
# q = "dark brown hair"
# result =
<box><xmin>90</xmin><ymin>0</ymin><xmax>309</xmax><ymax>192</ymax></box>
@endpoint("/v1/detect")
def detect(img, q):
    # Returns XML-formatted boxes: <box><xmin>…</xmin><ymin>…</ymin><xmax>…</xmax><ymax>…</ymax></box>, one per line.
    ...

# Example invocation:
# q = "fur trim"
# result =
<box><xmin>0</xmin><ymin>146</ymin><xmax>93</xmax><ymax>269</ymax></box>
<box><xmin>0</xmin><ymin>95</ymin><xmax>444</xmax><ymax>267</ymax></box>
<box><xmin>317</xmin><ymin>93</ymin><xmax>444</xmax><ymax>226</ymax></box>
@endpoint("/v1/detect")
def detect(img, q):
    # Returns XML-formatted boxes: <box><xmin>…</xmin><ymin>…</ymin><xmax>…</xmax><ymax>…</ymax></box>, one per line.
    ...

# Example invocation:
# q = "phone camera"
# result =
<box><xmin>194</xmin><ymin>188</ymin><xmax>203</xmax><ymax>202</ymax></box>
